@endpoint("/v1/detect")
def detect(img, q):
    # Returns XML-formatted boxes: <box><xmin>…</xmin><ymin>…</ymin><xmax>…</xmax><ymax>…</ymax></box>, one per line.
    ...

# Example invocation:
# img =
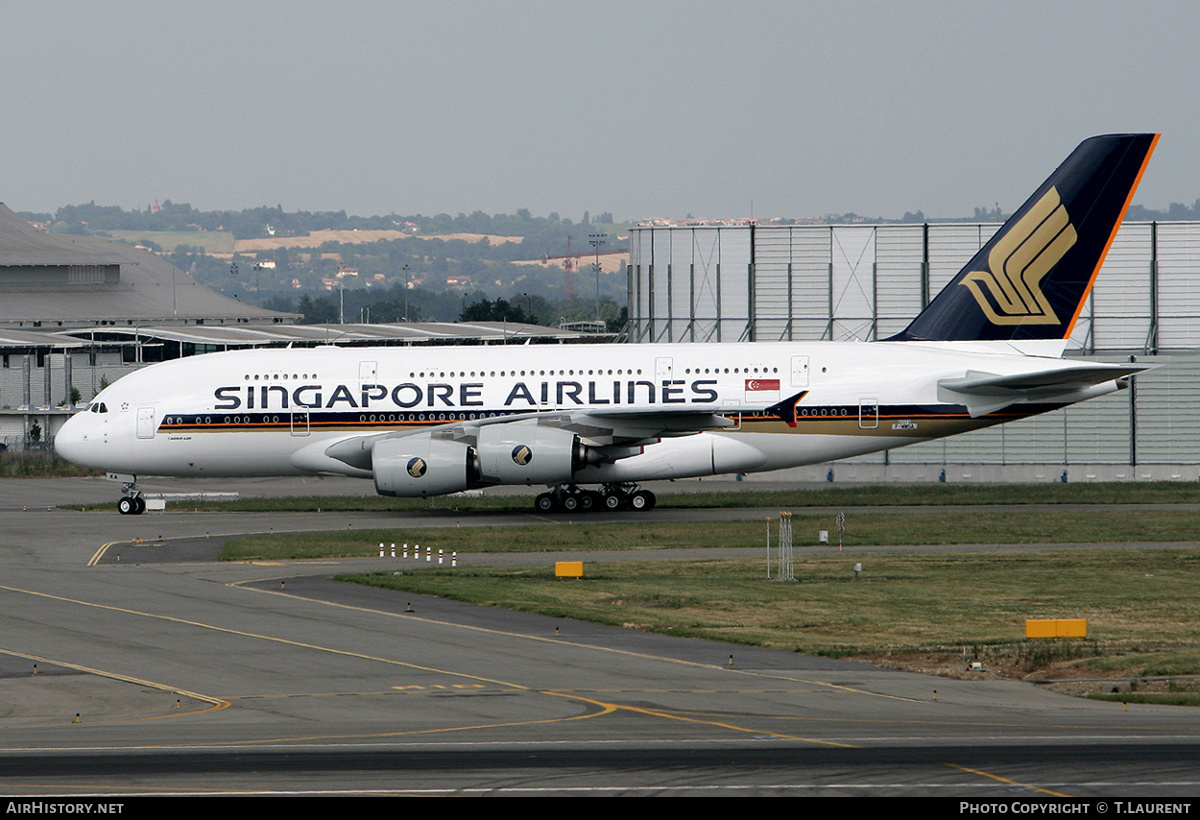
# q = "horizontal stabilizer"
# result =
<box><xmin>765</xmin><ymin>391</ymin><xmax>810</xmax><ymax>426</ymax></box>
<box><xmin>938</xmin><ymin>363</ymin><xmax>1154</xmax><ymax>417</ymax></box>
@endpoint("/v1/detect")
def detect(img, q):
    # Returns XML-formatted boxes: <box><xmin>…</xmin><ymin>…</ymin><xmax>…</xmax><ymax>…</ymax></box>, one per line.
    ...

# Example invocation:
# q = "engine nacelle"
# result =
<box><xmin>372</xmin><ymin>435</ymin><xmax>478</xmax><ymax>497</ymax></box>
<box><xmin>477</xmin><ymin>421</ymin><xmax>588</xmax><ymax>485</ymax></box>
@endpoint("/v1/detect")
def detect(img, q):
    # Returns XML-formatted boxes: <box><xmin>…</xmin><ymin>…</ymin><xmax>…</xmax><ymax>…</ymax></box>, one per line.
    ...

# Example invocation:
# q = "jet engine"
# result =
<box><xmin>476</xmin><ymin>420</ymin><xmax>594</xmax><ymax>485</ymax></box>
<box><xmin>372</xmin><ymin>435</ymin><xmax>480</xmax><ymax>497</ymax></box>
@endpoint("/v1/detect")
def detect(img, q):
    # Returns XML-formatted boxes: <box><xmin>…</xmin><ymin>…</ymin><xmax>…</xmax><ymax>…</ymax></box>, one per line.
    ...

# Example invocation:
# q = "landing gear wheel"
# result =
<box><xmin>629</xmin><ymin>490</ymin><xmax>656</xmax><ymax>511</ymax></box>
<box><xmin>579</xmin><ymin>491</ymin><xmax>598</xmax><ymax>512</ymax></box>
<box><xmin>603</xmin><ymin>492</ymin><xmax>623</xmax><ymax>511</ymax></box>
<box><xmin>116</xmin><ymin>476</ymin><xmax>145</xmax><ymax>515</ymax></box>
<box><xmin>561</xmin><ymin>494</ymin><xmax>580</xmax><ymax>512</ymax></box>
<box><xmin>535</xmin><ymin>492</ymin><xmax>557</xmax><ymax>513</ymax></box>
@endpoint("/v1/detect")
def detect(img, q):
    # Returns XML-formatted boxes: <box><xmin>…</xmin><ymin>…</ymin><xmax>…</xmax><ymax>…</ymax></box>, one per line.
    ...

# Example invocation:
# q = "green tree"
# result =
<box><xmin>459</xmin><ymin>298</ymin><xmax>531</xmax><ymax>323</ymax></box>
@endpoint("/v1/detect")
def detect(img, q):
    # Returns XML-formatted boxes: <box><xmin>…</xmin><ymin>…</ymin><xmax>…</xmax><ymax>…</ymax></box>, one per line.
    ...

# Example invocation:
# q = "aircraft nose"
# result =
<box><xmin>55</xmin><ymin>412</ymin><xmax>93</xmax><ymax>468</ymax></box>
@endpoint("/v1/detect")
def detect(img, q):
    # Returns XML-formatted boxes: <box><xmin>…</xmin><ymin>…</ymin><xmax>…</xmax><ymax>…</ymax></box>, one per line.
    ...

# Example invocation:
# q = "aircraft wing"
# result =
<box><xmin>313</xmin><ymin>405</ymin><xmax>746</xmax><ymax>473</ymax></box>
<box><xmin>937</xmin><ymin>363</ymin><xmax>1155</xmax><ymax>418</ymax></box>
<box><xmin>534</xmin><ymin>407</ymin><xmax>739</xmax><ymax>444</ymax></box>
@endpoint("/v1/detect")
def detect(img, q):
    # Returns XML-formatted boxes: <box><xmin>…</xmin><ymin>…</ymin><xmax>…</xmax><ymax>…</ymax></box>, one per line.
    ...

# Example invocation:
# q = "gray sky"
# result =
<box><xmin>3</xmin><ymin>1</ymin><xmax>1198</xmax><ymax>222</ymax></box>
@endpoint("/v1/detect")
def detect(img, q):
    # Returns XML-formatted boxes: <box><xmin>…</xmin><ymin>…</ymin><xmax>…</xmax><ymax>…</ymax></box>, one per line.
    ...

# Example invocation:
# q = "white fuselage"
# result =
<box><xmin>55</xmin><ymin>339</ymin><xmax>1113</xmax><ymax>485</ymax></box>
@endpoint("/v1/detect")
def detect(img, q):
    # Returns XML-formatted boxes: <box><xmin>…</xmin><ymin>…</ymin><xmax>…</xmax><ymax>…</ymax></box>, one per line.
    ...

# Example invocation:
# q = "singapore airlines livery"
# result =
<box><xmin>57</xmin><ymin>134</ymin><xmax>1159</xmax><ymax>514</ymax></box>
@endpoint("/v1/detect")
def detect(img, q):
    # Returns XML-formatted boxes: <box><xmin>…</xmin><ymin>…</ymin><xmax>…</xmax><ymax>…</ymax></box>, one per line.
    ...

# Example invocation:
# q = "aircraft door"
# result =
<box><xmin>655</xmin><ymin>357</ymin><xmax>673</xmax><ymax>380</ymax></box>
<box><xmin>136</xmin><ymin>407</ymin><xmax>156</xmax><ymax>439</ymax></box>
<box><xmin>859</xmin><ymin>397</ymin><xmax>879</xmax><ymax>429</ymax></box>
<box><xmin>791</xmin><ymin>356</ymin><xmax>809</xmax><ymax>388</ymax></box>
<box><xmin>291</xmin><ymin>409</ymin><xmax>310</xmax><ymax>437</ymax></box>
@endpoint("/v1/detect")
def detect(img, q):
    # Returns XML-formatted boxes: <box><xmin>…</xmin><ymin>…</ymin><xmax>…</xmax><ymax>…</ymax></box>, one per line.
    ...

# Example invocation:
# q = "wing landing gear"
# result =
<box><xmin>533</xmin><ymin>483</ymin><xmax>654</xmax><ymax>513</ymax></box>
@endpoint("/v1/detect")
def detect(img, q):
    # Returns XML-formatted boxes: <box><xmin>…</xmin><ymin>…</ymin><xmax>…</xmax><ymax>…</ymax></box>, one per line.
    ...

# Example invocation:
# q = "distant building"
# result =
<box><xmin>0</xmin><ymin>203</ymin><xmax>293</xmax><ymax>331</ymax></box>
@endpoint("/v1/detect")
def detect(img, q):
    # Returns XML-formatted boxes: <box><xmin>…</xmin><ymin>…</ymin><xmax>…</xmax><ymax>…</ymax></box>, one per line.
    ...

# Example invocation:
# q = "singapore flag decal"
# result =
<box><xmin>745</xmin><ymin>378</ymin><xmax>781</xmax><ymax>392</ymax></box>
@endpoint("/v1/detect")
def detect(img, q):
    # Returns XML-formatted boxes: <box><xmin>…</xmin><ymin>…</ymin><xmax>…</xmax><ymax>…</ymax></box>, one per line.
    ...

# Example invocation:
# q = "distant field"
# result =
<box><xmin>102</xmin><ymin>228</ymin><xmax>524</xmax><ymax>256</ymax></box>
<box><xmin>104</xmin><ymin>229</ymin><xmax>235</xmax><ymax>254</ymax></box>
<box><xmin>233</xmin><ymin>229</ymin><xmax>412</xmax><ymax>252</ymax></box>
<box><xmin>513</xmin><ymin>253</ymin><xmax>628</xmax><ymax>274</ymax></box>
<box><xmin>413</xmin><ymin>232</ymin><xmax>524</xmax><ymax>247</ymax></box>
<box><xmin>236</xmin><ymin>229</ymin><xmax>523</xmax><ymax>252</ymax></box>
<box><xmin>234</xmin><ymin>230</ymin><xmax>525</xmax><ymax>253</ymax></box>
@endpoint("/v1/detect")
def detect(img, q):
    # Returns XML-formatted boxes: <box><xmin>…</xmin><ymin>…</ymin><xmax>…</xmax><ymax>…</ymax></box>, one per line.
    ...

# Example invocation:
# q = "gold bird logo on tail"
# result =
<box><xmin>960</xmin><ymin>187</ymin><xmax>1077</xmax><ymax>325</ymax></box>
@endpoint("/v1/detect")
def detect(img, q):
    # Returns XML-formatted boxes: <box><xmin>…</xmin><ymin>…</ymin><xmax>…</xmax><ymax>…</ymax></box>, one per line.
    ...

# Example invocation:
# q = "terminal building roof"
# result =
<box><xmin>0</xmin><ymin>203</ymin><xmax>293</xmax><ymax>328</ymax></box>
<box><xmin>52</xmin><ymin>321</ymin><xmax>595</xmax><ymax>350</ymax></box>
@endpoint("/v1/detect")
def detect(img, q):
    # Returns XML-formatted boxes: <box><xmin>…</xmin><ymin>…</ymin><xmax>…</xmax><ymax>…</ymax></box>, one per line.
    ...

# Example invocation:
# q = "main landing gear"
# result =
<box><xmin>534</xmin><ymin>483</ymin><xmax>656</xmax><ymax>513</ymax></box>
<box><xmin>117</xmin><ymin>478</ymin><xmax>146</xmax><ymax>515</ymax></box>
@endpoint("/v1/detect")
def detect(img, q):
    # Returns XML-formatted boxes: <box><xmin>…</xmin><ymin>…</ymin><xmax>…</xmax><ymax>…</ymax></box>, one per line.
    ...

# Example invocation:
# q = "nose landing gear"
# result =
<box><xmin>117</xmin><ymin>478</ymin><xmax>146</xmax><ymax>515</ymax></box>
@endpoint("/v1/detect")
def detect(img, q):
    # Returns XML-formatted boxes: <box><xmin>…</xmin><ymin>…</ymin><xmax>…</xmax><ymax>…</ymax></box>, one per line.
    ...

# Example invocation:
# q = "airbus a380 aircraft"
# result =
<box><xmin>57</xmin><ymin>134</ymin><xmax>1159</xmax><ymax>514</ymax></box>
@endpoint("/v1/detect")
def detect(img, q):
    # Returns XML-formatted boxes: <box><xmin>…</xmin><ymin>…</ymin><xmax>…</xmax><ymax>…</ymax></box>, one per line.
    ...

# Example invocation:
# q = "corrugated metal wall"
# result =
<box><xmin>630</xmin><ymin>221</ymin><xmax>1200</xmax><ymax>352</ymax></box>
<box><xmin>627</xmin><ymin>222</ymin><xmax>1200</xmax><ymax>465</ymax></box>
<box><xmin>0</xmin><ymin>352</ymin><xmax>134</xmax><ymax>410</ymax></box>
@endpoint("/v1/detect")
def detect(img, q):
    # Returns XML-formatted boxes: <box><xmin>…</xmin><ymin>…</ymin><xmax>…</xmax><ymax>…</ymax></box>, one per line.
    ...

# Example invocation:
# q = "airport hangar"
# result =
<box><xmin>0</xmin><ymin>204</ymin><xmax>589</xmax><ymax>450</ymax></box>
<box><xmin>627</xmin><ymin>220</ymin><xmax>1200</xmax><ymax>483</ymax></box>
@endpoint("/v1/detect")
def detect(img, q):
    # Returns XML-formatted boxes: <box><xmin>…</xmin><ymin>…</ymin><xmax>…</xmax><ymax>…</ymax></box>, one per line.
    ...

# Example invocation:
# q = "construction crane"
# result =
<box><xmin>538</xmin><ymin>236</ymin><xmax>577</xmax><ymax>302</ymax></box>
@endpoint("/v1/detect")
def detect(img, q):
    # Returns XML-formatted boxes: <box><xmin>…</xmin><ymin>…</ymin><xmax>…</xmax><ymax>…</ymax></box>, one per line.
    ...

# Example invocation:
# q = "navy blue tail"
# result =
<box><xmin>891</xmin><ymin>133</ymin><xmax>1158</xmax><ymax>343</ymax></box>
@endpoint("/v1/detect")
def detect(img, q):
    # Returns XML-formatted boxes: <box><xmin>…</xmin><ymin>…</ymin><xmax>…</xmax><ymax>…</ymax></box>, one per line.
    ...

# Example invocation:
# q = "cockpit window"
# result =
<box><xmin>89</xmin><ymin>402</ymin><xmax>109</xmax><ymax>414</ymax></box>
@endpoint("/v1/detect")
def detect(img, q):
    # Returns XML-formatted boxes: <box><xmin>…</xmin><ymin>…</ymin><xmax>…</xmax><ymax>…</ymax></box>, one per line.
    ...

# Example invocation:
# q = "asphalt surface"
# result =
<box><xmin>0</xmin><ymin>475</ymin><xmax>1198</xmax><ymax>797</ymax></box>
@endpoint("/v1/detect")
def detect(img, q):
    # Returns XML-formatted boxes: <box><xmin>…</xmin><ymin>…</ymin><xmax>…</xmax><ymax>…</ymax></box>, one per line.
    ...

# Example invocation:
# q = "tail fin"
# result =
<box><xmin>890</xmin><ymin>133</ymin><xmax>1159</xmax><ymax>342</ymax></box>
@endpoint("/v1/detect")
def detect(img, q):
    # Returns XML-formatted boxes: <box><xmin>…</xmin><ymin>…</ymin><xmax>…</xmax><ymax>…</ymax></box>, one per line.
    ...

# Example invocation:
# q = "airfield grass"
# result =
<box><xmin>134</xmin><ymin>480</ymin><xmax>1200</xmax><ymax>514</ymax></box>
<box><xmin>220</xmin><ymin>508</ymin><xmax>1200</xmax><ymax>561</ymax></box>
<box><xmin>0</xmin><ymin>455</ymin><xmax>99</xmax><ymax>478</ymax></box>
<box><xmin>338</xmin><ymin>550</ymin><xmax>1200</xmax><ymax>654</ymax></box>
<box><xmin>338</xmin><ymin>549</ymin><xmax>1200</xmax><ymax>702</ymax></box>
